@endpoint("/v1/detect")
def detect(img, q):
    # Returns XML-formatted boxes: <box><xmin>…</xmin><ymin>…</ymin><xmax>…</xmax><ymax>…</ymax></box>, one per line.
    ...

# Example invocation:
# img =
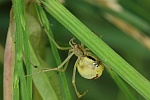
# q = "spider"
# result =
<box><xmin>33</xmin><ymin>36</ymin><xmax>104</xmax><ymax>98</ymax></box>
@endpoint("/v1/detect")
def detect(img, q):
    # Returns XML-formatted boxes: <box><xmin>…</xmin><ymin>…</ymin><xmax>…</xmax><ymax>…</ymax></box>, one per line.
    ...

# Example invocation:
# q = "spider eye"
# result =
<box><xmin>93</xmin><ymin>62</ymin><xmax>98</xmax><ymax>67</ymax></box>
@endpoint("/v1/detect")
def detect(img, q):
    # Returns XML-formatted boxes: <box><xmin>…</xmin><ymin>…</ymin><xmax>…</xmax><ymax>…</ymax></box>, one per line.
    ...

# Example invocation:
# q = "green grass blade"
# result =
<box><xmin>13</xmin><ymin>0</ymin><xmax>24</xmax><ymax>99</ymax></box>
<box><xmin>41</xmin><ymin>1</ymin><xmax>150</xmax><ymax>99</ymax></box>
<box><xmin>23</xmin><ymin>24</ymin><xmax>32</xmax><ymax>100</ymax></box>
<box><xmin>13</xmin><ymin>0</ymin><xmax>31</xmax><ymax>99</ymax></box>
<box><xmin>35</xmin><ymin>4</ymin><xmax>72</xmax><ymax>99</ymax></box>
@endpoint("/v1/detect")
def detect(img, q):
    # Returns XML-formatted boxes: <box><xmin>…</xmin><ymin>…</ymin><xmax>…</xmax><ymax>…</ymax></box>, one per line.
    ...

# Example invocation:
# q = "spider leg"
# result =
<box><xmin>26</xmin><ymin>52</ymin><xmax>74</xmax><ymax>76</ymax></box>
<box><xmin>58</xmin><ymin>50</ymin><xmax>72</xmax><ymax>72</ymax></box>
<box><xmin>44</xmin><ymin>29</ymin><xmax>71</xmax><ymax>50</ymax></box>
<box><xmin>69</xmin><ymin>37</ymin><xmax>76</xmax><ymax>47</ymax></box>
<box><xmin>72</xmin><ymin>59</ymin><xmax>89</xmax><ymax>98</ymax></box>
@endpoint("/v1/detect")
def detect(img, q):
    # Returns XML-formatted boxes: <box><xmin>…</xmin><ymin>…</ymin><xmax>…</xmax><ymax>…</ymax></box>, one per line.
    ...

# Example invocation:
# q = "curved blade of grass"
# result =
<box><xmin>41</xmin><ymin>0</ymin><xmax>150</xmax><ymax>99</ymax></box>
<box><xmin>29</xmin><ymin>40</ymin><xmax>59</xmax><ymax>100</ymax></box>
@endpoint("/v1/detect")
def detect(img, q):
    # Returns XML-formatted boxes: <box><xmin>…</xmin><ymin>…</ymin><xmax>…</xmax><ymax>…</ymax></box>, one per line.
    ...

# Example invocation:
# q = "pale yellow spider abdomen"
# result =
<box><xmin>77</xmin><ymin>55</ymin><xmax>104</xmax><ymax>79</ymax></box>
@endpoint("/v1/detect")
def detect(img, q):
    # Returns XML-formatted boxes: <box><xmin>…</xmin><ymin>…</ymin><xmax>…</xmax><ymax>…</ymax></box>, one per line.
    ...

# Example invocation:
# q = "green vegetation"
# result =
<box><xmin>1</xmin><ymin>0</ymin><xmax>150</xmax><ymax>100</ymax></box>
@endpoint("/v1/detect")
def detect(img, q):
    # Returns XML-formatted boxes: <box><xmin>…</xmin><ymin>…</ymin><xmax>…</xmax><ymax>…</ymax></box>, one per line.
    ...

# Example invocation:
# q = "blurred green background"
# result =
<box><xmin>1</xmin><ymin>0</ymin><xmax>150</xmax><ymax>100</ymax></box>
